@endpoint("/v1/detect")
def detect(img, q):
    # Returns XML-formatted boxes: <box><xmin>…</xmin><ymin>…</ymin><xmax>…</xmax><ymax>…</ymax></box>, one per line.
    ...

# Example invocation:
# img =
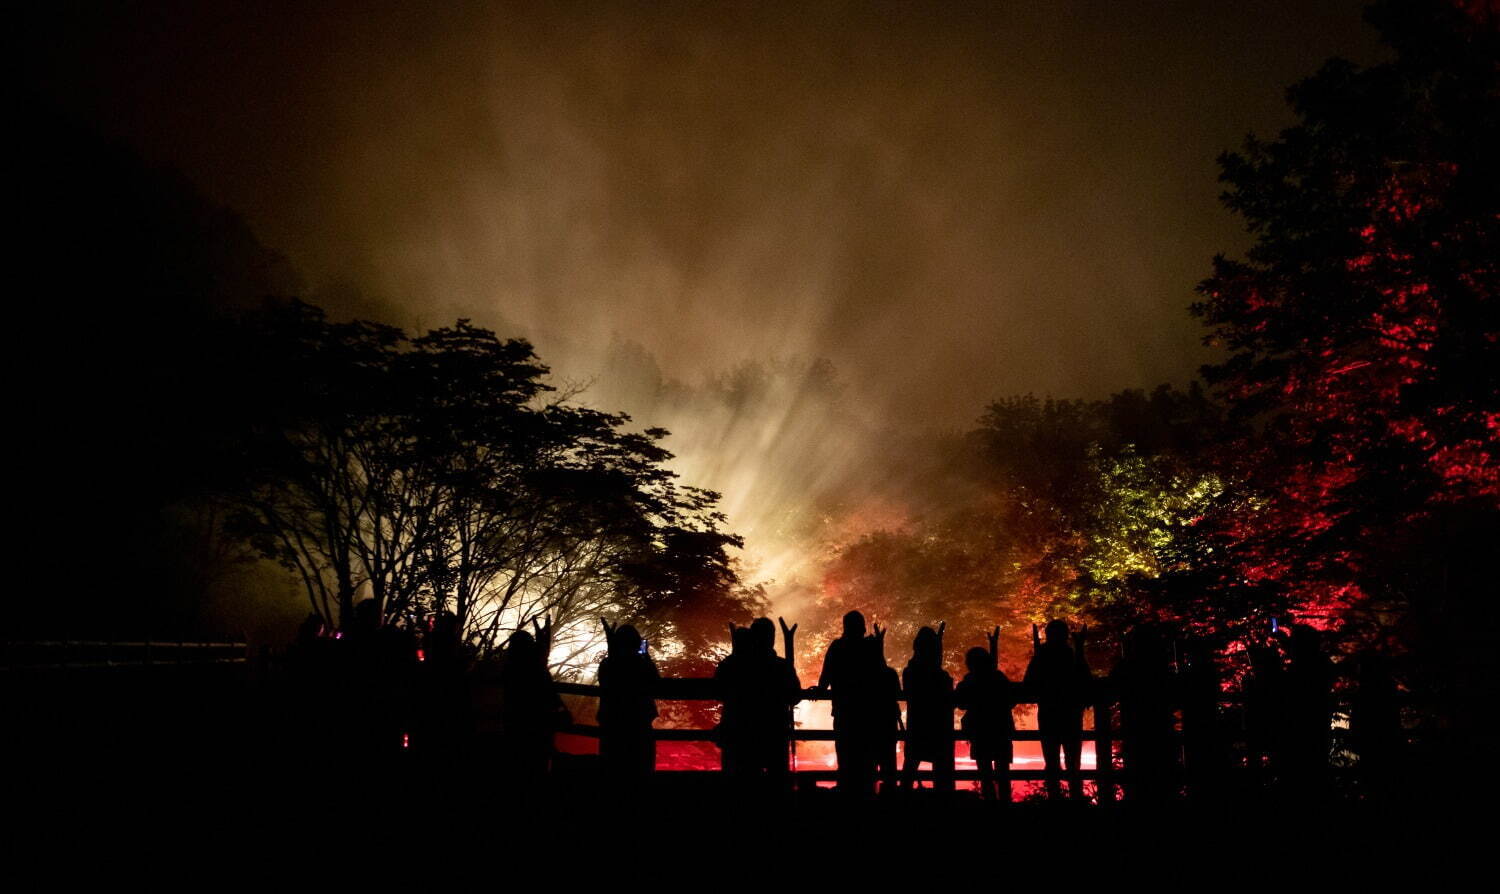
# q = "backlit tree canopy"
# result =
<box><xmin>223</xmin><ymin>301</ymin><xmax>749</xmax><ymax>668</ymax></box>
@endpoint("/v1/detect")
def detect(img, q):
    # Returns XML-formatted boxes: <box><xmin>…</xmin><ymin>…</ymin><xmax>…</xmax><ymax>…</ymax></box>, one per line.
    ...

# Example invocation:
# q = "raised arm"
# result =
<box><xmin>532</xmin><ymin>615</ymin><xmax>554</xmax><ymax>659</ymax></box>
<box><xmin>782</xmin><ymin>654</ymin><xmax>803</xmax><ymax>706</ymax></box>
<box><xmin>778</xmin><ymin>616</ymin><xmax>798</xmax><ymax>670</ymax></box>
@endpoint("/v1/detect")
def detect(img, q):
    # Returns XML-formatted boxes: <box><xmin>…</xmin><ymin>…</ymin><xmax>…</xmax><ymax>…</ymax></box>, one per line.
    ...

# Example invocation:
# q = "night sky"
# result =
<box><xmin>20</xmin><ymin>0</ymin><xmax>1391</xmax><ymax>596</ymax></box>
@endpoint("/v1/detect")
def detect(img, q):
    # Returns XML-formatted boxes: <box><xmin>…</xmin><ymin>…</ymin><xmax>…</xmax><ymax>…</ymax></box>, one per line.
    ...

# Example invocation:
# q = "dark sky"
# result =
<box><xmin>25</xmin><ymin>0</ymin><xmax>1387</xmax><ymax>419</ymax></box>
<box><xmin>21</xmin><ymin>0</ymin><xmax>1390</xmax><ymax>590</ymax></box>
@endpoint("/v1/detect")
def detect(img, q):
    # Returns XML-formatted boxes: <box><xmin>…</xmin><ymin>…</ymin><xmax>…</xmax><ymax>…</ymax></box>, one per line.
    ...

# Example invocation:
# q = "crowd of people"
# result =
<box><xmin>282</xmin><ymin>604</ymin><xmax>1405</xmax><ymax>803</ymax></box>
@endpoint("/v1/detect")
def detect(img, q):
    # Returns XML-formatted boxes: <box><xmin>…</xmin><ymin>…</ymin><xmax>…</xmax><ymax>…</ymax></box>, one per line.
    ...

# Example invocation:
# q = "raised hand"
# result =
<box><xmin>533</xmin><ymin>616</ymin><xmax>554</xmax><ymax>656</ymax></box>
<box><xmin>872</xmin><ymin>623</ymin><xmax>886</xmax><ymax>658</ymax></box>
<box><xmin>987</xmin><ymin>625</ymin><xmax>1001</xmax><ymax>666</ymax></box>
<box><xmin>600</xmin><ymin>617</ymin><xmax>617</xmax><ymax>648</ymax></box>
<box><xmin>936</xmin><ymin>620</ymin><xmax>947</xmax><ymax>651</ymax></box>
<box><xmin>778</xmin><ymin>616</ymin><xmax>798</xmax><ymax>663</ymax></box>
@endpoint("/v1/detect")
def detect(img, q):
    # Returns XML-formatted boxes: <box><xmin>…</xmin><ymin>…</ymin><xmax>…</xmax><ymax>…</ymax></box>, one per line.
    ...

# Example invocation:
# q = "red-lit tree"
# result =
<box><xmin>1191</xmin><ymin>0</ymin><xmax>1499</xmax><ymax>660</ymax></box>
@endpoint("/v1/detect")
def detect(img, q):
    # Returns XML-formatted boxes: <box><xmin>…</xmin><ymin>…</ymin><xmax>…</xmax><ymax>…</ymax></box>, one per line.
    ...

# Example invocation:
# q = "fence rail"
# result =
<box><xmin>2</xmin><ymin>640</ymin><xmax>248</xmax><ymax>670</ymax></box>
<box><xmin>552</xmin><ymin>678</ymin><xmax>1124</xmax><ymax>791</ymax></box>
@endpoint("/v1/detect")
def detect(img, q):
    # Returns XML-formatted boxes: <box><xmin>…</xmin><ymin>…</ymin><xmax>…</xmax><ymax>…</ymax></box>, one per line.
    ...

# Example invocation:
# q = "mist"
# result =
<box><xmin>23</xmin><ymin>0</ymin><xmax>1388</xmax><ymax>608</ymax></box>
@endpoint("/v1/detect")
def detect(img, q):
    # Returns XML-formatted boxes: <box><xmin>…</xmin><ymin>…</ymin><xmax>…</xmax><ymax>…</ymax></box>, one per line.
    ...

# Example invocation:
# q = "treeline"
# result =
<box><xmin>812</xmin><ymin>384</ymin><xmax>1242</xmax><ymax>676</ymax></box>
<box><xmin>812</xmin><ymin>0</ymin><xmax>1500</xmax><ymax>722</ymax></box>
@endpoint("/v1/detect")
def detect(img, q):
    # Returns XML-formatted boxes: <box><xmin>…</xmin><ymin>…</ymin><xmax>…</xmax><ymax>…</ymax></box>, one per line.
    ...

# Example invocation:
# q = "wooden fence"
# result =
<box><xmin>553</xmin><ymin>678</ymin><xmax>1126</xmax><ymax>795</ymax></box>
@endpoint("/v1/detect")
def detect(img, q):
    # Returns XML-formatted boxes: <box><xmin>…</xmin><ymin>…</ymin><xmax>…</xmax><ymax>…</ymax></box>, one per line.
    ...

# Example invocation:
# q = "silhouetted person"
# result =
<box><xmin>856</xmin><ymin>629</ymin><xmax>903</xmax><ymax>798</ymax></box>
<box><xmin>717</xmin><ymin>623</ymin><xmax>751</xmax><ymax>776</ymax></box>
<box><xmin>1350</xmin><ymin>650</ymin><xmax>1403</xmax><ymax>802</ymax></box>
<box><xmin>343</xmin><ymin>598</ymin><xmax>417</xmax><ymax>767</ymax></box>
<box><xmin>415</xmin><ymin>610</ymin><xmax>472</xmax><ymax>763</ymax></box>
<box><xmin>819</xmin><ymin>610</ymin><xmax>868</xmax><ymax>795</ymax></box>
<box><xmin>500</xmin><ymin>621</ymin><xmax>568</xmax><ymax>788</ymax></box>
<box><xmin>1179</xmin><ymin>639</ymin><xmax>1227</xmax><ymax>802</ymax></box>
<box><xmin>715</xmin><ymin>617</ymin><xmax>802</xmax><ymax>794</ymax></box>
<box><xmin>955</xmin><ymin>630</ymin><xmax>1016</xmax><ymax>801</ymax></box>
<box><xmin>598</xmin><ymin>622</ymin><xmax>659</xmax><ymax>786</ymax></box>
<box><xmin>1244</xmin><ymin>640</ymin><xmax>1286</xmax><ymax>791</ymax></box>
<box><xmin>1283</xmin><ymin>624</ymin><xmax>1333</xmax><ymax>799</ymax></box>
<box><xmin>287</xmin><ymin>613</ymin><xmax>331</xmax><ymax>672</ymax></box>
<box><xmin>1109</xmin><ymin>625</ymin><xmax>1176</xmax><ymax>802</ymax></box>
<box><xmin>1025</xmin><ymin>619</ymin><xmax>1092</xmax><ymax>800</ymax></box>
<box><xmin>901</xmin><ymin>625</ymin><xmax>954</xmax><ymax>795</ymax></box>
<box><xmin>285</xmin><ymin>613</ymin><xmax>338</xmax><ymax>771</ymax></box>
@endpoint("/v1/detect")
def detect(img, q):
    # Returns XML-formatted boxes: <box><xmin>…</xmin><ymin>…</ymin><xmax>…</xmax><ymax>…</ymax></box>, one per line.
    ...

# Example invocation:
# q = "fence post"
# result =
<box><xmin>1095</xmin><ymin>696</ymin><xmax>1115</xmax><ymax>804</ymax></box>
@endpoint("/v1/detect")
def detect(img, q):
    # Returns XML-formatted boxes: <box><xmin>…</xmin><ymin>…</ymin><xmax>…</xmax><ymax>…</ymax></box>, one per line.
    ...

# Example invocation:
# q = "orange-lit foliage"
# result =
<box><xmin>809</xmin><ymin>387</ymin><xmax>1230</xmax><ymax>672</ymax></box>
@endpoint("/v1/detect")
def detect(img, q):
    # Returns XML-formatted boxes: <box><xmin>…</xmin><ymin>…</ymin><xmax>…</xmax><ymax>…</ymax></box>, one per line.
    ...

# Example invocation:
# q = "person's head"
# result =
<box><xmin>352</xmin><ymin>598</ymin><xmax>380</xmax><ymax>633</ymax></box>
<box><xmin>507</xmin><ymin>629</ymin><xmax>536</xmax><ymax>659</ymax></box>
<box><xmin>842</xmin><ymin>610</ymin><xmax>866</xmax><ymax>639</ymax></box>
<box><xmin>297</xmin><ymin>613</ymin><xmax>324</xmax><ymax>641</ymax></box>
<box><xmin>1290</xmin><ymin>624</ymin><xmax>1321</xmax><ymax>660</ymax></box>
<box><xmin>1250</xmin><ymin>642</ymin><xmax>1282</xmax><ymax>674</ymax></box>
<box><xmin>432</xmin><ymin>611</ymin><xmax>459</xmax><ymax>643</ymax></box>
<box><xmin>1045</xmin><ymin>619</ymin><xmax>1070</xmax><ymax>645</ymax></box>
<box><xmin>750</xmin><ymin>617</ymin><xmax>776</xmax><ymax>653</ymax></box>
<box><xmin>913</xmin><ymin>626</ymin><xmax>939</xmax><ymax>664</ymax></box>
<box><xmin>613</xmin><ymin>624</ymin><xmax>643</xmax><ymax>656</ymax></box>
<box><xmin>1126</xmin><ymin>625</ymin><xmax>1165</xmax><ymax>663</ymax></box>
<box><xmin>966</xmin><ymin>646</ymin><xmax>991</xmax><ymax>673</ymax></box>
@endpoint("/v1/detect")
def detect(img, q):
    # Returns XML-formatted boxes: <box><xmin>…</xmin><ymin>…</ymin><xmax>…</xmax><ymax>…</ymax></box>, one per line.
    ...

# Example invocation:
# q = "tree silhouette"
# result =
<box><xmin>225</xmin><ymin>301</ymin><xmax>744</xmax><ymax>667</ymax></box>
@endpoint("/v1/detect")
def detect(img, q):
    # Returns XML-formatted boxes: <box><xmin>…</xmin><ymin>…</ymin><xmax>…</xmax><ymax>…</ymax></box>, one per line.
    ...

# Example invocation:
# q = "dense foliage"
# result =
<box><xmin>222</xmin><ymin>301</ymin><xmax>755</xmax><ymax>669</ymax></box>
